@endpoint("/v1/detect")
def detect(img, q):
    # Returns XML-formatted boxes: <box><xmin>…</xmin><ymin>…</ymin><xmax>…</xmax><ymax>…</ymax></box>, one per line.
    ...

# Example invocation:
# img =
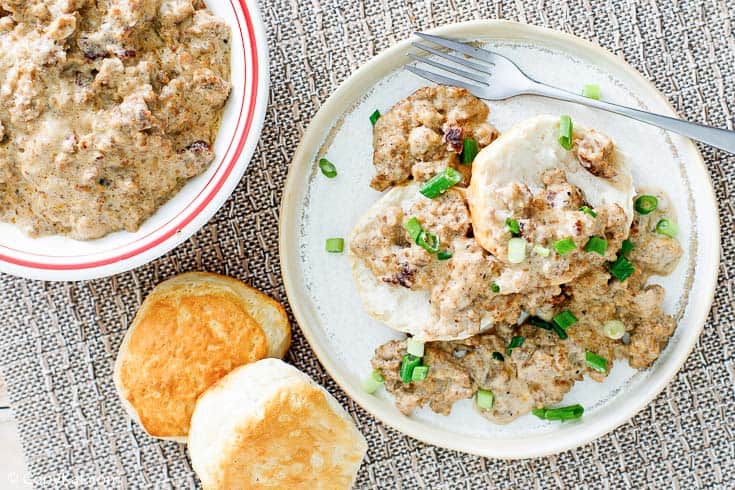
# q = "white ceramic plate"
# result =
<box><xmin>280</xmin><ymin>21</ymin><xmax>720</xmax><ymax>458</ymax></box>
<box><xmin>0</xmin><ymin>0</ymin><xmax>269</xmax><ymax>281</ymax></box>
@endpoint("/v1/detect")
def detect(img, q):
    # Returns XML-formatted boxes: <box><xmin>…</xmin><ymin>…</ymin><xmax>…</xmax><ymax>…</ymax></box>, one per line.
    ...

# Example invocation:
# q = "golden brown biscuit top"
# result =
<box><xmin>211</xmin><ymin>382</ymin><xmax>364</xmax><ymax>489</ymax></box>
<box><xmin>118</xmin><ymin>284</ymin><xmax>267</xmax><ymax>438</ymax></box>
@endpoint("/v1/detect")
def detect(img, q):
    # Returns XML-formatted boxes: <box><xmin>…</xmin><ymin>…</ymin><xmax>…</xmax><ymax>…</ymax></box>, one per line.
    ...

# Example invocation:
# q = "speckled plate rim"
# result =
<box><xmin>279</xmin><ymin>20</ymin><xmax>720</xmax><ymax>459</ymax></box>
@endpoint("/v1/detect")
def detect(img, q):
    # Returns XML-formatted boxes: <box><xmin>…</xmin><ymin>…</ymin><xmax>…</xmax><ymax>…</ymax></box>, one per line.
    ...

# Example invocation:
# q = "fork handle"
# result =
<box><xmin>526</xmin><ymin>82</ymin><xmax>735</xmax><ymax>154</ymax></box>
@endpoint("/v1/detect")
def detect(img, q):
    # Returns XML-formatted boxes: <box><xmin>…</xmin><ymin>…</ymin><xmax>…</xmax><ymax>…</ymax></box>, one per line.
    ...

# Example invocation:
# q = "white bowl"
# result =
<box><xmin>279</xmin><ymin>20</ymin><xmax>720</xmax><ymax>458</ymax></box>
<box><xmin>0</xmin><ymin>0</ymin><xmax>269</xmax><ymax>281</ymax></box>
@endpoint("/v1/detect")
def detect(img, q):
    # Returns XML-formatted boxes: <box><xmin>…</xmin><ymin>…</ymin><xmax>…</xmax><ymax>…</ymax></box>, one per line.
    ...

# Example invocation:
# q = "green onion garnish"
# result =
<box><xmin>533</xmin><ymin>244</ymin><xmax>551</xmax><ymax>257</ymax></box>
<box><xmin>475</xmin><ymin>389</ymin><xmax>495</xmax><ymax>409</ymax></box>
<box><xmin>404</xmin><ymin>218</ymin><xmax>441</xmax><ymax>254</ymax></box>
<box><xmin>417</xmin><ymin>231</ymin><xmax>440</xmax><ymax>253</ymax></box>
<box><xmin>399</xmin><ymin>354</ymin><xmax>422</xmax><ymax>383</ymax></box>
<box><xmin>553</xmin><ymin>310</ymin><xmax>577</xmax><ymax>330</ymax></box>
<box><xmin>325</xmin><ymin>238</ymin><xmax>344</xmax><ymax>253</ymax></box>
<box><xmin>505</xmin><ymin>218</ymin><xmax>521</xmax><ymax>236</ymax></box>
<box><xmin>558</xmin><ymin>115</ymin><xmax>573</xmax><ymax>150</ymax></box>
<box><xmin>437</xmin><ymin>250</ymin><xmax>453</xmax><ymax>260</ymax></box>
<box><xmin>528</xmin><ymin>316</ymin><xmax>553</xmax><ymax>330</ymax></box>
<box><xmin>553</xmin><ymin>325</ymin><xmax>568</xmax><ymax>340</ymax></box>
<box><xmin>532</xmin><ymin>404</ymin><xmax>584</xmax><ymax>421</ymax></box>
<box><xmin>490</xmin><ymin>282</ymin><xmax>500</xmax><ymax>294</ymax></box>
<box><xmin>406</xmin><ymin>337</ymin><xmax>425</xmax><ymax>357</ymax></box>
<box><xmin>369</xmin><ymin>109</ymin><xmax>381</xmax><ymax>126</ymax></box>
<box><xmin>492</xmin><ymin>351</ymin><xmax>504</xmax><ymax>361</ymax></box>
<box><xmin>318</xmin><ymin>158</ymin><xmax>337</xmax><ymax>178</ymax></box>
<box><xmin>404</xmin><ymin>218</ymin><xmax>422</xmax><ymax>242</ymax></box>
<box><xmin>620</xmin><ymin>239</ymin><xmax>635</xmax><ymax>256</ymax></box>
<box><xmin>579</xmin><ymin>205</ymin><xmax>597</xmax><ymax>218</ymax></box>
<box><xmin>655</xmin><ymin>218</ymin><xmax>678</xmax><ymax>238</ymax></box>
<box><xmin>507</xmin><ymin>237</ymin><xmax>527</xmax><ymax>264</ymax></box>
<box><xmin>634</xmin><ymin>195</ymin><xmax>659</xmax><ymax>215</ymax></box>
<box><xmin>411</xmin><ymin>365</ymin><xmax>429</xmax><ymax>382</ymax></box>
<box><xmin>586</xmin><ymin>351</ymin><xmax>608</xmax><ymax>373</ymax></box>
<box><xmin>610</xmin><ymin>255</ymin><xmax>634</xmax><ymax>281</ymax></box>
<box><xmin>507</xmin><ymin>336</ymin><xmax>525</xmax><ymax>355</ymax></box>
<box><xmin>585</xmin><ymin>236</ymin><xmax>608</xmax><ymax>256</ymax></box>
<box><xmin>553</xmin><ymin>237</ymin><xmax>576</xmax><ymax>255</ymax></box>
<box><xmin>419</xmin><ymin>167</ymin><xmax>463</xmax><ymax>199</ymax></box>
<box><xmin>582</xmin><ymin>84</ymin><xmax>601</xmax><ymax>100</ymax></box>
<box><xmin>532</xmin><ymin>315</ymin><xmax>569</xmax><ymax>339</ymax></box>
<box><xmin>603</xmin><ymin>320</ymin><xmax>626</xmax><ymax>340</ymax></box>
<box><xmin>461</xmin><ymin>138</ymin><xmax>479</xmax><ymax>165</ymax></box>
<box><xmin>362</xmin><ymin>369</ymin><xmax>385</xmax><ymax>394</ymax></box>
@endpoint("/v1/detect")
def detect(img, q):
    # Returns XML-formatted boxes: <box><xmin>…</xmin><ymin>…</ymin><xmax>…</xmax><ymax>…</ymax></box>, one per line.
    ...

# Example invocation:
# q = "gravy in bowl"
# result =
<box><xmin>0</xmin><ymin>0</ymin><xmax>231</xmax><ymax>239</ymax></box>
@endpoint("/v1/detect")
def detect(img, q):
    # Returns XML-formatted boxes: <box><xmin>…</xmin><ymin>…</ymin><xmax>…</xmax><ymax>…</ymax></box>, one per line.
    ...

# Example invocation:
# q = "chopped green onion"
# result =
<box><xmin>507</xmin><ymin>336</ymin><xmax>525</xmax><ymax>355</ymax></box>
<box><xmin>362</xmin><ymin>377</ymin><xmax>382</xmax><ymax>394</ymax></box>
<box><xmin>490</xmin><ymin>282</ymin><xmax>500</xmax><ymax>294</ymax></box>
<box><xmin>582</xmin><ymin>84</ymin><xmax>601</xmax><ymax>100</ymax></box>
<box><xmin>362</xmin><ymin>369</ymin><xmax>385</xmax><ymax>394</ymax></box>
<box><xmin>399</xmin><ymin>354</ymin><xmax>422</xmax><ymax>383</ymax></box>
<box><xmin>585</xmin><ymin>351</ymin><xmax>608</xmax><ymax>373</ymax></box>
<box><xmin>533</xmin><ymin>244</ymin><xmax>551</xmax><ymax>257</ymax></box>
<box><xmin>507</xmin><ymin>237</ymin><xmax>527</xmax><ymax>264</ymax></box>
<box><xmin>620</xmin><ymin>239</ymin><xmax>635</xmax><ymax>256</ymax></box>
<box><xmin>532</xmin><ymin>404</ymin><xmax>584</xmax><ymax>421</ymax></box>
<box><xmin>417</xmin><ymin>231</ymin><xmax>440</xmax><ymax>253</ymax></box>
<box><xmin>404</xmin><ymin>218</ymin><xmax>441</xmax><ymax>254</ymax></box>
<box><xmin>419</xmin><ymin>167</ymin><xmax>463</xmax><ymax>198</ymax></box>
<box><xmin>610</xmin><ymin>255</ymin><xmax>634</xmax><ymax>281</ymax></box>
<box><xmin>492</xmin><ymin>351</ymin><xmax>504</xmax><ymax>361</ymax></box>
<box><xmin>585</xmin><ymin>236</ymin><xmax>608</xmax><ymax>256</ymax></box>
<box><xmin>526</xmin><ymin>316</ymin><xmax>569</xmax><ymax>340</ymax></box>
<box><xmin>603</xmin><ymin>320</ymin><xmax>626</xmax><ymax>340</ymax></box>
<box><xmin>369</xmin><ymin>109</ymin><xmax>381</xmax><ymax>126</ymax></box>
<box><xmin>553</xmin><ymin>310</ymin><xmax>577</xmax><ymax>330</ymax></box>
<box><xmin>404</xmin><ymin>218</ymin><xmax>422</xmax><ymax>242</ymax></box>
<box><xmin>437</xmin><ymin>250</ymin><xmax>453</xmax><ymax>260</ymax></box>
<box><xmin>553</xmin><ymin>237</ymin><xmax>576</xmax><ymax>255</ymax></box>
<box><xmin>531</xmin><ymin>315</ymin><xmax>569</xmax><ymax>339</ymax></box>
<box><xmin>553</xmin><ymin>324</ymin><xmax>568</xmax><ymax>340</ymax></box>
<box><xmin>634</xmin><ymin>195</ymin><xmax>659</xmax><ymax>215</ymax></box>
<box><xmin>579</xmin><ymin>205</ymin><xmax>597</xmax><ymax>218</ymax></box>
<box><xmin>505</xmin><ymin>218</ymin><xmax>521</xmax><ymax>236</ymax></box>
<box><xmin>318</xmin><ymin>158</ymin><xmax>337</xmax><ymax>178</ymax></box>
<box><xmin>655</xmin><ymin>218</ymin><xmax>678</xmax><ymax>238</ymax></box>
<box><xmin>325</xmin><ymin>238</ymin><xmax>344</xmax><ymax>253</ymax></box>
<box><xmin>461</xmin><ymin>138</ymin><xmax>479</xmax><ymax>165</ymax></box>
<box><xmin>475</xmin><ymin>389</ymin><xmax>495</xmax><ymax>409</ymax></box>
<box><xmin>411</xmin><ymin>365</ymin><xmax>429</xmax><ymax>381</ymax></box>
<box><xmin>528</xmin><ymin>316</ymin><xmax>553</xmax><ymax>330</ymax></box>
<box><xmin>406</xmin><ymin>337</ymin><xmax>425</xmax><ymax>357</ymax></box>
<box><xmin>558</xmin><ymin>115</ymin><xmax>573</xmax><ymax>150</ymax></box>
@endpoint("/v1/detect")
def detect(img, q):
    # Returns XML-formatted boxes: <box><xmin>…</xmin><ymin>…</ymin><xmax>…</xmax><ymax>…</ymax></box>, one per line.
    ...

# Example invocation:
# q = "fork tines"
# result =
<box><xmin>407</xmin><ymin>32</ymin><xmax>504</xmax><ymax>93</ymax></box>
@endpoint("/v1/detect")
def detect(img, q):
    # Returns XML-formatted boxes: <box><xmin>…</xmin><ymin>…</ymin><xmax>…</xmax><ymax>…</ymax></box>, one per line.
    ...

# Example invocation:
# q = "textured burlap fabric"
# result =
<box><xmin>1</xmin><ymin>0</ymin><xmax>733</xmax><ymax>488</ymax></box>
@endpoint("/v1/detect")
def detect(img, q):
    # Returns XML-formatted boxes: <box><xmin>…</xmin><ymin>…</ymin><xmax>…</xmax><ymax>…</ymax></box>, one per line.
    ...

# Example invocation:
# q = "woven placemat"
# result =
<box><xmin>1</xmin><ymin>0</ymin><xmax>733</xmax><ymax>488</ymax></box>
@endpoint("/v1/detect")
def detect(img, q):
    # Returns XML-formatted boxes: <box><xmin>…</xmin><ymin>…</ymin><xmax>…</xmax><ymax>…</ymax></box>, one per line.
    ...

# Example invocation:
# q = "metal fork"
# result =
<box><xmin>407</xmin><ymin>32</ymin><xmax>735</xmax><ymax>154</ymax></box>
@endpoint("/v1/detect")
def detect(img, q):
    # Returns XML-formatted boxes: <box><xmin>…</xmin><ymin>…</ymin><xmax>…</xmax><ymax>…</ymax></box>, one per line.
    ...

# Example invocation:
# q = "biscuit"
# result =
<box><xmin>114</xmin><ymin>272</ymin><xmax>290</xmax><ymax>441</ymax></box>
<box><xmin>188</xmin><ymin>359</ymin><xmax>367</xmax><ymax>489</ymax></box>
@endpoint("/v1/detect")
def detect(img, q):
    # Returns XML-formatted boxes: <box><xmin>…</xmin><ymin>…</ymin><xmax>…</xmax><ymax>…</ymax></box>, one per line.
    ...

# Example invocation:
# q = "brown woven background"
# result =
<box><xmin>1</xmin><ymin>0</ymin><xmax>733</xmax><ymax>488</ymax></box>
